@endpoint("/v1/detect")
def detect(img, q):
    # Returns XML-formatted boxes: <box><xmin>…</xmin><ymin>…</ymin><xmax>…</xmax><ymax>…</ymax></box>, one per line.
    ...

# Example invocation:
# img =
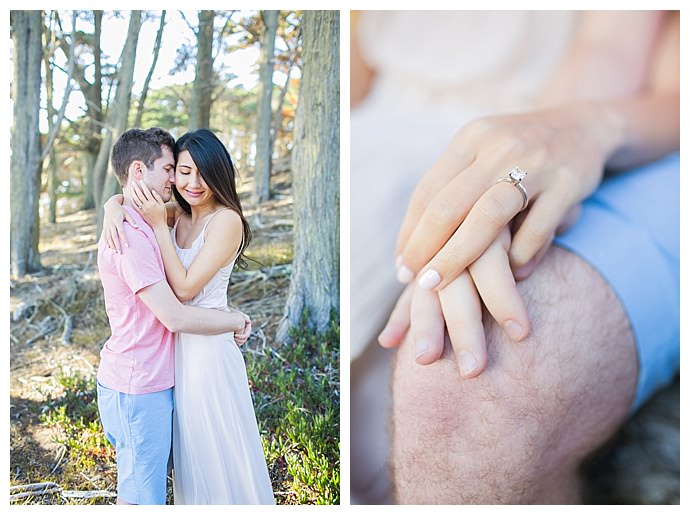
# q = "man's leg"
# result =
<box><xmin>390</xmin><ymin>246</ymin><xmax>638</xmax><ymax>504</ymax></box>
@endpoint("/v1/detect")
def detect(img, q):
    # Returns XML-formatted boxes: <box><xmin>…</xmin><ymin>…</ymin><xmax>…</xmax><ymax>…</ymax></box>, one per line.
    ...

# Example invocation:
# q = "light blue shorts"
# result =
<box><xmin>554</xmin><ymin>152</ymin><xmax>680</xmax><ymax>413</ymax></box>
<box><xmin>97</xmin><ymin>381</ymin><xmax>173</xmax><ymax>504</ymax></box>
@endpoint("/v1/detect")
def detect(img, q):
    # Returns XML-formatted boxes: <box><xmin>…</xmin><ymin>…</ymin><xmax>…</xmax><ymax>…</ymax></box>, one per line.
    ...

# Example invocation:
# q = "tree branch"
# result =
<box><xmin>40</xmin><ymin>11</ymin><xmax>77</xmax><ymax>163</ymax></box>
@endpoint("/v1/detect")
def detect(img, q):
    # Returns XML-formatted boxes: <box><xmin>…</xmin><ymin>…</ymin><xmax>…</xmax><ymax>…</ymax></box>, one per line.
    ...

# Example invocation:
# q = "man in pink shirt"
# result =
<box><xmin>96</xmin><ymin>128</ymin><xmax>249</xmax><ymax>505</ymax></box>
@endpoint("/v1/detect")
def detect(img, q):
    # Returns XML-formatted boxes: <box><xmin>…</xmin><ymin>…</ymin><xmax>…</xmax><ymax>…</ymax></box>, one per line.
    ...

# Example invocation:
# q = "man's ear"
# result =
<box><xmin>129</xmin><ymin>161</ymin><xmax>145</xmax><ymax>181</ymax></box>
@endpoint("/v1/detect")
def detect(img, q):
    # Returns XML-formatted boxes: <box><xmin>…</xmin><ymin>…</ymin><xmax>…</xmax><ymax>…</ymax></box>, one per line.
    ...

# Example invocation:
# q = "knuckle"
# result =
<box><xmin>425</xmin><ymin>197</ymin><xmax>461</xmax><ymax>229</ymax></box>
<box><xmin>410</xmin><ymin>182</ymin><xmax>437</xmax><ymax>210</ymax></box>
<box><xmin>521</xmin><ymin>221</ymin><xmax>552</xmax><ymax>246</ymax></box>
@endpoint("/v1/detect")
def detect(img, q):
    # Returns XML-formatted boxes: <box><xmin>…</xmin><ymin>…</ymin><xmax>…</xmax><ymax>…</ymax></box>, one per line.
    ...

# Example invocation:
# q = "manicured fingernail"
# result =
<box><xmin>415</xmin><ymin>339</ymin><xmax>429</xmax><ymax>360</ymax></box>
<box><xmin>124</xmin><ymin>242</ymin><xmax>129</xmax><ymax>248</ymax></box>
<box><xmin>395</xmin><ymin>255</ymin><xmax>403</xmax><ymax>269</ymax></box>
<box><xmin>458</xmin><ymin>352</ymin><xmax>478</xmax><ymax>377</ymax></box>
<box><xmin>418</xmin><ymin>269</ymin><xmax>441</xmax><ymax>290</ymax></box>
<box><xmin>504</xmin><ymin>320</ymin><xmax>526</xmax><ymax>341</ymax></box>
<box><xmin>396</xmin><ymin>264</ymin><xmax>414</xmax><ymax>284</ymax></box>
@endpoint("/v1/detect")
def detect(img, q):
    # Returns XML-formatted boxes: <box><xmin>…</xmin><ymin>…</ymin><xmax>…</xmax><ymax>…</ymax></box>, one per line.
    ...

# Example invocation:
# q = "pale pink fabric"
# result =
<box><xmin>97</xmin><ymin>206</ymin><xmax>174</xmax><ymax>394</ymax></box>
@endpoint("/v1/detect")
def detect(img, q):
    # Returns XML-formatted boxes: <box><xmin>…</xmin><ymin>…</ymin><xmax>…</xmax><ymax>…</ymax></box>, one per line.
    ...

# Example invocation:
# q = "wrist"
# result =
<box><xmin>105</xmin><ymin>194</ymin><xmax>124</xmax><ymax>208</ymax></box>
<box><xmin>568</xmin><ymin>100</ymin><xmax>626</xmax><ymax>162</ymax></box>
<box><xmin>153</xmin><ymin>223</ymin><xmax>170</xmax><ymax>237</ymax></box>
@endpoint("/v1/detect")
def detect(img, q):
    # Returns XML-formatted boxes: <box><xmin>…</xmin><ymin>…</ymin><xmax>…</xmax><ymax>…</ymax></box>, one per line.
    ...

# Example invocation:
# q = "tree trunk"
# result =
<box><xmin>48</xmin><ymin>147</ymin><xmax>58</xmax><ymax>224</ymax></box>
<box><xmin>253</xmin><ymin>10</ymin><xmax>278</xmax><ymax>204</ymax></box>
<box><xmin>190</xmin><ymin>10</ymin><xmax>214</xmax><ymax>131</ymax></box>
<box><xmin>271</xmin><ymin>43</ymin><xmax>296</xmax><ymax>160</ymax></box>
<box><xmin>81</xmin><ymin>10</ymin><xmax>103</xmax><ymax>211</ymax></box>
<box><xmin>94</xmin><ymin>10</ymin><xmax>142</xmax><ymax>233</ymax></box>
<box><xmin>277</xmin><ymin>11</ymin><xmax>340</xmax><ymax>342</ymax></box>
<box><xmin>43</xmin><ymin>10</ymin><xmax>76</xmax><ymax>224</ymax></box>
<box><xmin>43</xmin><ymin>16</ymin><xmax>58</xmax><ymax>224</ymax></box>
<box><xmin>134</xmin><ymin>10</ymin><xmax>166</xmax><ymax>127</ymax></box>
<box><xmin>10</xmin><ymin>10</ymin><xmax>44</xmax><ymax>277</ymax></box>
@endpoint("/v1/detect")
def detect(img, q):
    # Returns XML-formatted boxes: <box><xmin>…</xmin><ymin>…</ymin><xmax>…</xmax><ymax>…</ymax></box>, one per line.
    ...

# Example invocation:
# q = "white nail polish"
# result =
<box><xmin>397</xmin><ymin>265</ymin><xmax>414</xmax><ymax>284</ymax></box>
<box><xmin>418</xmin><ymin>269</ymin><xmax>441</xmax><ymax>290</ymax></box>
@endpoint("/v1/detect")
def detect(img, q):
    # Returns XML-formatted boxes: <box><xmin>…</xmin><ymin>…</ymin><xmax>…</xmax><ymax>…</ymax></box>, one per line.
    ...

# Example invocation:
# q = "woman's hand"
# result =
<box><xmin>102</xmin><ymin>194</ymin><xmax>139</xmax><ymax>254</ymax></box>
<box><xmin>395</xmin><ymin>102</ymin><xmax>622</xmax><ymax>290</ymax></box>
<box><xmin>380</xmin><ymin>227</ymin><xmax>530</xmax><ymax>378</ymax></box>
<box><xmin>131</xmin><ymin>180</ymin><xmax>168</xmax><ymax>230</ymax></box>
<box><xmin>234</xmin><ymin>313</ymin><xmax>252</xmax><ymax>346</ymax></box>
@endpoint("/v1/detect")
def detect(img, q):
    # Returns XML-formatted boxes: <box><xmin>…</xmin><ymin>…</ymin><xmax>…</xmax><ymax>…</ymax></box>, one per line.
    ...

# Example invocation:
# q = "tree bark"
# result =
<box><xmin>11</xmin><ymin>10</ymin><xmax>44</xmax><ymax>277</ymax></box>
<box><xmin>93</xmin><ymin>10</ymin><xmax>142</xmax><ymax>232</ymax></box>
<box><xmin>81</xmin><ymin>10</ymin><xmax>103</xmax><ymax>211</ymax></box>
<box><xmin>277</xmin><ymin>11</ymin><xmax>340</xmax><ymax>342</ymax></box>
<box><xmin>43</xmin><ymin>14</ymin><xmax>58</xmax><ymax>224</ymax></box>
<box><xmin>43</xmin><ymin>10</ymin><xmax>76</xmax><ymax>223</ymax></box>
<box><xmin>134</xmin><ymin>11</ymin><xmax>166</xmax><ymax>128</ymax></box>
<box><xmin>253</xmin><ymin>10</ymin><xmax>278</xmax><ymax>204</ymax></box>
<box><xmin>189</xmin><ymin>10</ymin><xmax>214</xmax><ymax>130</ymax></box>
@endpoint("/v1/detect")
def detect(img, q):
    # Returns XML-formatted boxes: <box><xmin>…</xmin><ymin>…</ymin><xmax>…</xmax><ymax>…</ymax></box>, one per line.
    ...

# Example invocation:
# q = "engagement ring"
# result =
<box><xmin>496</xmin><ymin>166</ymin><xmax>529</xmax><ymax>211</ymax></box>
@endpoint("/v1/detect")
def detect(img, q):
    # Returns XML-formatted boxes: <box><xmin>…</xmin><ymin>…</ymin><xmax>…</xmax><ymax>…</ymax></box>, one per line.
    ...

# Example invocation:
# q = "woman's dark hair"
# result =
<box><xmin>173</xmin><ymin>129</ymin><xmax>252</xmax><ymax>269</ymax></box>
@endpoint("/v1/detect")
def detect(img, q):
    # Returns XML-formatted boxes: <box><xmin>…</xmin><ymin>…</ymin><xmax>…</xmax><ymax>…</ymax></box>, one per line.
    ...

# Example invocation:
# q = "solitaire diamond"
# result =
<box><xmin>509</xmin><ymin>167</ymin><xmax>527</xmax><ymax>182</ymax></box>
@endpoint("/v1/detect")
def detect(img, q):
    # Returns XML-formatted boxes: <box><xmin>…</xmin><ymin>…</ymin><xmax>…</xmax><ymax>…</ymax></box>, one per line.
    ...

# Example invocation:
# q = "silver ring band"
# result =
<box><xmin>496</xmin><ymin>166</ymin><xmax>529</xmax><ymax>211</ymax></box>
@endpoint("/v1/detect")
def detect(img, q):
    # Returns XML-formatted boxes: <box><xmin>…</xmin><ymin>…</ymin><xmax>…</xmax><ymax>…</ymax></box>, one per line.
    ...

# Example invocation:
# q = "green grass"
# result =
<box><xmin>244</xmin><ymin>241</ymin><xmax>293</xmax><ymax>270</ymax></box>
<box><xmin>18</xmin><ymin>311</ymin><xmax>340</xmax><ymax>505</ymax></box>
<box><xmin>248</xmin><ymin>310</ymin><xmax>340</xmax><ymax>504</ymax></box>
<box><xmin>39</xmin><ymin>368</ymin><xmax>115</xmax><ymax>473</ymax></box>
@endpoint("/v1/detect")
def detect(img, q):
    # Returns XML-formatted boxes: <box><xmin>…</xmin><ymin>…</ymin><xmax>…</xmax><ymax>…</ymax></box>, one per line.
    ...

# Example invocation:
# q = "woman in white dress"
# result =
<box><xmin>105</xmin><ymin>129</ymin><xmax>274</xmax><ymax>504</ymax></box>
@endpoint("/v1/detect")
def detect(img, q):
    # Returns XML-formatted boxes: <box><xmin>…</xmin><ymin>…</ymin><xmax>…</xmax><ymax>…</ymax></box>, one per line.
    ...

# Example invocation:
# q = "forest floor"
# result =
<box><xmin>9</xmin><ymin>169</ymin><xmax>340</xmax><ymax>505</ymax></box>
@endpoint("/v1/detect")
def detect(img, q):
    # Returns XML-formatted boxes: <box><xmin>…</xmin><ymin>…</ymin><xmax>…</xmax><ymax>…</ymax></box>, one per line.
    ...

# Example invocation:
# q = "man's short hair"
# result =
<box><xmin>111</xmin><ymin>128</ymin><xmax>175</xmax><ymax>187</ymax></box>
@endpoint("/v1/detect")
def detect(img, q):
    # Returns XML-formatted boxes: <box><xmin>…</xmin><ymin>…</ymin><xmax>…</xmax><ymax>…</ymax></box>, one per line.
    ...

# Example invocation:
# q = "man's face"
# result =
<box><xmin>141</xmin><ymin>146</ymin><xmax>175</xmax><ymax>202</ymax></box>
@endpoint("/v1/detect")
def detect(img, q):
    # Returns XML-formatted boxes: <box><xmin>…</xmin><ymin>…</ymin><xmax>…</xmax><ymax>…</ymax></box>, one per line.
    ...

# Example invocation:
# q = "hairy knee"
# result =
<box><xmin>390</xmin><ymin>247</ymin><xmax>637</xmax><ymax>502</ymax></box>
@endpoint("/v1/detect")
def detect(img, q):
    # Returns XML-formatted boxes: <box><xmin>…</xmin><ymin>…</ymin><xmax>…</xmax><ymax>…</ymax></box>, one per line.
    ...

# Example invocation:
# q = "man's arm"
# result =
<box><xmin>137</xmin><ymin>280</ymin><xmax>245</xmax><ymax>335</ymax></box>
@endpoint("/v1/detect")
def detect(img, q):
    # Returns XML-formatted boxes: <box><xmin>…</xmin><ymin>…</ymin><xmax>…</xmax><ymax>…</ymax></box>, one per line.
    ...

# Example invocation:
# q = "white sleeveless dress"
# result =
<box><xmin>171</xmin><ymin>211</ymin><xmax>275</xmax><ymax>505</ymax></box>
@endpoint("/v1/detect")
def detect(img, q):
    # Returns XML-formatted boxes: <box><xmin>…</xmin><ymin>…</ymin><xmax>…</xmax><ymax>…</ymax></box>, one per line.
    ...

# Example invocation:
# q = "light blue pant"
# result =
<box><xmin>97</xmin><ymin>381</ymin><xmax>173</xmax><ymax>504</ymax></box>
<box><xmin>554</xmin><ymin>152</ymin><xmax>680</xmax><ymax>412</ymax></box>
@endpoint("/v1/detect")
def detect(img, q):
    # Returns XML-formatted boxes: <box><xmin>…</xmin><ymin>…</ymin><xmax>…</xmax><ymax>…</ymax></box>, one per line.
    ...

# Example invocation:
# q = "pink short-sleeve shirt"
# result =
<box><xmin>97</xmin><ymin>207</ymin><xmax>174</xmax><ymax>394</ymax></box>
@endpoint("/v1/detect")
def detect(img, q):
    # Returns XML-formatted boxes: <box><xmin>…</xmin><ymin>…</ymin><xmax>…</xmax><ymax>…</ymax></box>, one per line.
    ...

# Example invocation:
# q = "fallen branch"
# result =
<box><xmin>9</xmin><ymin>481</ymin><xmax>116</xmax><ymax>502</ymax></box>
<box><xmin>9</xmin><ymin>482</ymin><xmax>60</xmax><ymax>501</ymax></box>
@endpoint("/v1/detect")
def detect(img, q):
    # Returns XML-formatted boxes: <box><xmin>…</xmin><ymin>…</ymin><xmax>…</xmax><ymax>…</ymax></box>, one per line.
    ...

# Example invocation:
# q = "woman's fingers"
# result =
<box><xmin>469</xmin><ymin>229</ymin><xmax>530</xmax><ymax>341</ymax></box>
<box><xmin>102</xmin><ymin>205</ymin><xmax>131</xmax><ymax>253</ymax></box>
<box><xmin>509</xmin><ymin>191</ymin><xmax>575</xmax><ymax>270</ymax></box>
<box><xmin>378</xmin><ymin>285</ymin><xmax>414</xmax><ymax>349</ymax></box>
<box><xmin>123</xmin><ymin>210</ymin><xmax>138</xmax><ymax>230</ymax></box>
<box><xmin>438</xmin><ymin>271</ymin><xmax>487</xmax><ymax>379</ymax></box>
<box><xmin>395</xmin><ymin>133</ymin><xmax>477</xmax><ymax>258</ymax></box>
<box><xmin>410</xmin><ymin>286</ymin><xmax>445</xmax><ymax>365</ymax></box>
<box><xmin>131</xmin><ymin>181</ymin><xmax>145</xmax><ymax>210</ymax></box>
<box><xmin>412</xmin><ymin>179</ymin><xmax>525</xmax><ymax>290</ymax></box>
<box><xmin>396</xmin><ymin>166</ymin><xmax>490</xmax><ymax>282</ymax></box>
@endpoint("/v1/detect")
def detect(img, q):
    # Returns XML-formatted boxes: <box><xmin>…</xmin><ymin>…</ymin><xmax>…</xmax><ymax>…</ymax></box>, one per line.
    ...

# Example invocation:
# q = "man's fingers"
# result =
<box><xmin>410</xmin><ymin>286</ymin><xmax>445</xmax><ymax>365</ymax></box>
<box><xmin>438</xmin><ymin>271</ymin><xmax>487</xmax><ymax>379</ymax></box>
<box><xmin>469</xmin><ymin>230</ymin><xmax>530</xmax><ymax>341</ymax></box>
<box><xmin>378</xmin><ymin>285</ymin><xmax>414</xmax><ymax>349</ymax></box>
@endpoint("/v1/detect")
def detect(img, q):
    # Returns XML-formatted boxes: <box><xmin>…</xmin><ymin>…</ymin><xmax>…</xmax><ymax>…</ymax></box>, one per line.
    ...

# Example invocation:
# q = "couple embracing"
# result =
<box><xmin>96</xmin><ymin>127</ymin><xmax>274</xmax><ymax>505</ymax></box>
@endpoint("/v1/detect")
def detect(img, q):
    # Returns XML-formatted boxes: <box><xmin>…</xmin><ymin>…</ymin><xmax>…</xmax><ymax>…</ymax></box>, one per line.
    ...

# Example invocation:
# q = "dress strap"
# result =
<box><xmin>201</xmin><ymin>208</ymin><xmax>244</xmax><ymax>263</ymax></box>
<box><xmin>201</xmin><ymin>207</ymin><xmax>231</xmax><ymax>240</ymax></box>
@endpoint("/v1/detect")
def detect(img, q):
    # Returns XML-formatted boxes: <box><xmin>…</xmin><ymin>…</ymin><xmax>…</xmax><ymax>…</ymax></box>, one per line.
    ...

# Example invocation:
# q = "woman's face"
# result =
<box><xmin>175</xmin><ymin>150</ymin><xmax>215</xmax><ymax>207</ymax></box>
